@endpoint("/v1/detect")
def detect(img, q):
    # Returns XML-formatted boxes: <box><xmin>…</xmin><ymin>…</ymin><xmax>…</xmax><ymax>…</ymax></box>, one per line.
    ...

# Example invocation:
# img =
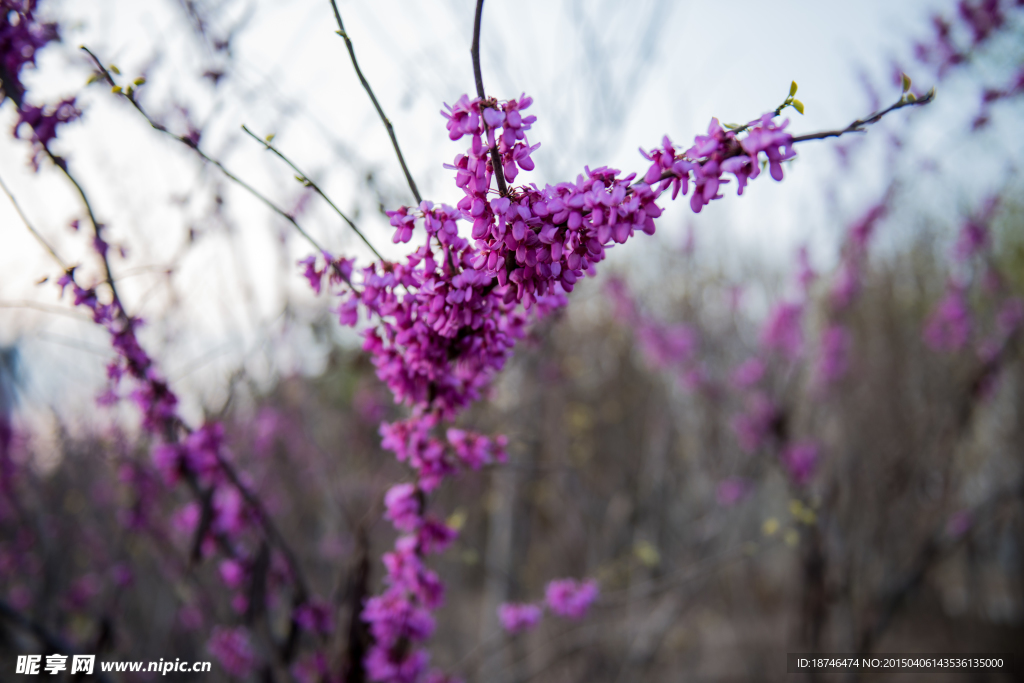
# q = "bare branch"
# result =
<box><xmin>328</xmin><ymin>0</ymin><xmax>422</xmax><ymax>205</ymax></box>
<box><xmin>471</xmin><ymin>0</ymin><xmax>509</xmax><ymax>198</ymax></box>
<box><xmin>80</xmin><ymin>46</ymin><xmax>328</xmax><ymax>257</ymax></box>
<box><xmin>241</xmin><ymin>125</ymin><xmax>385</xmax><ymax>261</ymax></box>
<box><xmin>791</xmin><ymin>90</ymin><xmax>935</xmax><ymax>144</ymax></box>
<box><xmin>0</xmin><ymin>173</ymin><xmax>68</xmax><ymax>270</ymax></box>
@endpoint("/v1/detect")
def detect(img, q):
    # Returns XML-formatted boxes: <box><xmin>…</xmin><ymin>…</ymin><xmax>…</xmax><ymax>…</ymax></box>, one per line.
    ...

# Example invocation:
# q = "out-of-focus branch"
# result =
<box><xmin>79</xmin><ymin>46</ymin><xmax>328</xmax><ymax>257</ymax></box>
<box><xmin>240</xmin><ymin>125</ymin><xmax>384</xmax><ymax>261</ymax></box>
<box><xmin>857</xmin><ymin>478</ymin><xmax>1023</xmax><ymax>656</ymax></box>
<box><xmin>471</xmin><ymin>0</ymin><xmax>509</xmax><ymax>198</ymax></box>
<box><xmin>0</xmin><ymin>599</ymin><xmax>115</xmax><ymax>683</ymax></box>
<box><xmin>327</xmin><ymin>0</ymin><xmax>422</xmax><ymax>205</ymax></box>
<box><xmin>42</xmin><ymin>148</ymin><xmax>125</xmax><ymax>313</ymax></box>
<box><xmin>0</xmin><ymin>173</ymin><xmax>68</xmax><ymax>270</ymax></box>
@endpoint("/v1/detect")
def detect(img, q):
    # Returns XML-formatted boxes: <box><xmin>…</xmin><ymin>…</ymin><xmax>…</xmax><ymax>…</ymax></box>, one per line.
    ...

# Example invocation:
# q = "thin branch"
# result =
<box><xmin>642</xmin><ymin>91</ymin><xmax>936</xmax><ymax>188</ymax></box>
<box><xmin>791</xmin><ymin>91</ymin><xmax>935</xmax><ymax>144</ymax></box>
<box><xmin>471</xmin><ymin>0</ymin><xmax>509</xmax><ymax>197</ymax></box>
<box><xmin>42</xmin><ymin>148</ymin><xmax>127</xmax><ymax>313</ymax></box>
<box><xmin>240</xmin><ymin>125</ymin><xmax>384</xmax><ymax>261</ymax></box>
<box><xmin>0</xmin><ymin>173</ymin><xmax>68</xmax><ymax>269</ymax></box>
<box><xmin>328</xmin><ymin>0</ymin><xmax>422</xmax><ymax>205</ymax></box>
<box><xmin>0</xmin><ymin>300</ymin><xmax>92</xmax><ymax>321</ymax></box>
<box><xmin>80</xmin><ymin>46</ymin><xmax>328</xmax><ymax>257</ymax></box>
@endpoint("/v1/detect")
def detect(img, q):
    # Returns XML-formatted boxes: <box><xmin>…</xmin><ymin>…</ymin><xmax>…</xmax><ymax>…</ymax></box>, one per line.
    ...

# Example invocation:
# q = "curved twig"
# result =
<box><xmin>240</xmin><ymin>125</ymin><xmax>384</xmax><ymax>261</ymax></box>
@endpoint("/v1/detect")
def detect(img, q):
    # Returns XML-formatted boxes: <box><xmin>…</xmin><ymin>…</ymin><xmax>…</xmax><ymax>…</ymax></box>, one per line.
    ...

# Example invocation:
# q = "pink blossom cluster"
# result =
<box><xmin>910</xmin><ymin>0</ymin><xmax>1023</xmax><ymax>128</ymax></box>
<box><xmin>605</xmin><ymin>277</ymin><xmax>702</xmax><ymax>388</ymax></box>
<box><xmin>55</xmin><ymin>267</ymin><xmax>331</xmax><ymax>677</ymax></box>
<box><xmin>0</xmin><ymin>0</ymin><xmax>58</xmax><ymax>107</ymax></box>
<box><xmin>497</xmin><ymin>577</ymin><xmax>600</xmax><ymax>635</ymax></box>
<box><xmin>641</xmin><ymin>114</ymin><xmax>795</xmax><ymax>213</ymax></box>
<box><xmin>1</xmin><ymin>1</ymin><xmax>81</xmax><ymax>168</ymax></box>
<box><xmin>299</xmin><ymin>92</ymin><xmax>800</xmax><ymax>681</ymax></box>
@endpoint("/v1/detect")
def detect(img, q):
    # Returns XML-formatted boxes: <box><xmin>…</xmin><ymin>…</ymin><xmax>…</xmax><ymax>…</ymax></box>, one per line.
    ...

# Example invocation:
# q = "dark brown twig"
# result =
<box><xmin>0</xmin><ymin>173</ymin><xmax>68</xmax><ymax>270</ymax></box>
<box><xmin>791</xmin><ymin>90</ymin><xmax>935</xmax><ymax>143</ymax></box>
<box><xmin>328</xmin><ymin>0</ymin><xmax>422</xmax><ymax>205</ymax></box>
<box><xmin>240</xmin><ymin>125</ymin><xmax>385</xmax><ymax>261</ymax></box>
<box><xmin>471</xmin><ymin>0</ymin><xmax>509</xmax><ymax>197</ymax></box>
<box><xmin>80</xmin><ymin>46</ymin><xmax>328</xmax><ymax>257</ymax></box>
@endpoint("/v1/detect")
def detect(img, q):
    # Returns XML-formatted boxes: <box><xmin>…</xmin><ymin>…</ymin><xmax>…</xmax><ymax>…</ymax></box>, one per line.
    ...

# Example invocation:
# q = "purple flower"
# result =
<box><xmin>816</xmin><ymin>324</ymin><xmax>850</xmax><ymax>385</ymax></box>
<box><xmin>732</xmin><ymin>393</ymin><xmax>779</xmax><ymax>452</ymax></box>
<box><xmin>417</xmin><ymin>518</ymin><xmax>457</xmax><ymax>555</ymax></box>
<box><xmin>498</xmin><ymin>603</ymin><xmax>543</xmax><ymax>634</ymax></box>
<box><xmin>544</xmin><ymin>578</ymin><xmax>599</xmax><ymax>619</ymax></box>
<box><xmin>731</xmin><ymin>358</ymin><xmax>765</xmax><ymax>389</ymax></box>
<box><xmin>997</xmin><ymin>298</ymin><xmax>1024</xmax><ymax>336</ymax></box>
<box><xmin>716</xmin><ymin>478</ymin><xmax>751</xmax><ymax>507</ymax></box>
<box><xmin>954</xmin><ymin>220</ymin><xmax>988</xmax><ymax>261</ymax></box>
<box><xmin>760</xmin><ymin>302</ymin><xmax>804</xmax><ymax>359</ymax></box>
<box><xmin>796</xmin><ymin>246</ymin><xmax>816</xmax><ymax>293</ymax></box>
<box><xmin>365</xmin><ymin>645</ymin><xmax>430</xmax><ymax>683</ymax></box>
<box><xmin>924</xmin><ymin>285</ymin><xmax>971</xmax><ymax>352</ymax></box>
<box><xmin>219</xmin><ymin>559</ymin><xmax>245</xmax><ymax>589</ymax></box>
<box><xmin>781</xmin><ymin>442</ymin><xmax>818</xmax><ymax>485</ymax></box>
<box><xmin>295</xmin><ymin>600</ymin><xmax>335</xmax><ymax>635</ymax></box>
<box><xmin>0</xmin><ymin>2</ymin><xmax>59</xmax><ymax>108</ymax></box>
<box><xmin>207</xmin><ymin>627</ymin><xmax>256</xmax><ymax>678</ymax></box>
<box><xmin>384</xmin><ymin>483</ymin><xmax>421</xmax><ymax>532</ymax></box>
<box><xmin>636</xmin><ymin>322</ymin><xmax>697</xmax><ymax>369</ymax></box>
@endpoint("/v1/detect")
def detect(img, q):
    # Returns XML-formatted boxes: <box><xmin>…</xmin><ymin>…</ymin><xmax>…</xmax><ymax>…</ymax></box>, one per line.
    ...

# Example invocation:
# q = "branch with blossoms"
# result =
<box><xmin>278</xmin><ymin>0</ymin><xmax>940</xmax><ymax>677</ymax></box>
<box><xmin>4</xmin><ymin>0</ymin><xmax>957</xmax><ymax>680</ymax></box>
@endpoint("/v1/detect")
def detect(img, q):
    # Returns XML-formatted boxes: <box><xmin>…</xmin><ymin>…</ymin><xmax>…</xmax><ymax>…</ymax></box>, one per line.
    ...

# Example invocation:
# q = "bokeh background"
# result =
<box><xmin>2</xmin><ymin>0</ymin><xmax>1024</xmax><ymax>681</ymax></box>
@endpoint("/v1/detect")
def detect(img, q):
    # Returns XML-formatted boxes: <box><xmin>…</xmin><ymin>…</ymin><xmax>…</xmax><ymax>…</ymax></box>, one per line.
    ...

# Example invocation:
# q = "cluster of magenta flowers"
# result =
<box><xmin>923</xmin><ymin>199</ymin><xmax>1024</xmax><ymax>379</ymax></box>
<box><xmin>55</xmin><ymin>263</ymin><xmax>333</xmax><ymax>680</ymax></box>
<box><xmin>910</xmin><ymin>0</ymin><xmax>1024</xmax><ymax>128</ymax></box>
<box><xmin>498</xmin><ymin>578</ymin><xmax>599</xmax><ymax>634</ymax></box>
<box><xmin>0</xmin><ymin>0</ymin><xmax>57</xmax><ymax>106</ymax></box>
<box><xmin>1</xmin><ymin>1</ymin><xmax>80</xmax><ymax>167</ymax></box>
<box><xmin>297</xmin><ymin>92</ymin><xmax>801</xmax><ymax>681</ymax></box>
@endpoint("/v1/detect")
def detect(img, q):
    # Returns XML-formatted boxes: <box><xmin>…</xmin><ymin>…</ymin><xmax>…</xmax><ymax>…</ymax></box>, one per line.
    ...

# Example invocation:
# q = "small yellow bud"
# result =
<box><xmin>901</xmin><ymin>72</ymin><xmax>912</xmax><ymax>93</ymax></box>
<box><xmin>634</xmin><ymin>540</ymin><xmax>661</xmax><ymax>567</ymax></box>
<box><xmin>86</xmin><ymin>73</ymin><xmax>101</xmax><ymax>85</ymax></box>
<box><xmin>762</xmin><ymin>518</ymin><xmax>780</xmax><ymax>536</ymax></box>
<box><xmin>111</xmin><ymin>85</ymin><xmax>122</xmax><ymax>94</ymax></box>
<box><xmin>265</xmin><ymin>133</ymin><xmax>276</xmax><ymax>143</ymax></box>
<box><xmin>109</xmin><ymin>64</ymin><xmax>121</xmax><ymax>75</ymax></box>
<box><xmin>906</xmin><ymin>92</ymin><xmax>917</xmax><ymax>103</ymax></box>
<box><xmin>792</xmin><ymin>99</ymin><xmax>805</xmax><ymax>115</ymax></box>
<box><xmin>133</xmin><ymin>77</ymin><xmax>146</xmax><ymax>86</ymax></box>
<box><xmin>446</xmin><ymin>508</ymin><xmax>467</xmax><ymax>531</ymax></box>
<box><xmin>789</xmin><ymin>80</ymin><xmax>798</xmax><ymax>97</ymax></box>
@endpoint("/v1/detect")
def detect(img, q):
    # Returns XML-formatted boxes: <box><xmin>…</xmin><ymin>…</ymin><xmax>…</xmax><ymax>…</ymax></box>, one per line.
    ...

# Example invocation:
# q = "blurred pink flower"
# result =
<box><xmin>545</xmin><ymin>578</ymin><xmax>599</xmax><ymax>619</ymax></box>
<box><xmin>716</xmin><ymin>478</ymin><xmax>751</xmax><ymax>507</ymax></box>
<box><xmin>498</xmin><ymin>603</ymin><xmax>542</xmax><ymax>634</ymax></box>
